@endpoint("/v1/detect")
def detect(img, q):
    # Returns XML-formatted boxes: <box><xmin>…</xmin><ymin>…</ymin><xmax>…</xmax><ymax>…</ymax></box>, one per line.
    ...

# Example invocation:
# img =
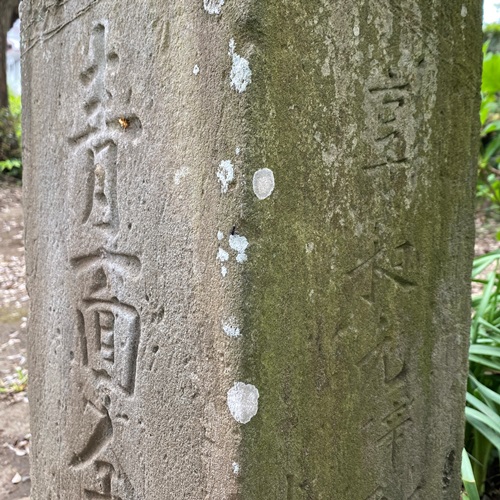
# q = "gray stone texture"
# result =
<box><xmin>22</xmin><ymin>0</ymin><xmax>482</xmax><ymax>498</ymax></box>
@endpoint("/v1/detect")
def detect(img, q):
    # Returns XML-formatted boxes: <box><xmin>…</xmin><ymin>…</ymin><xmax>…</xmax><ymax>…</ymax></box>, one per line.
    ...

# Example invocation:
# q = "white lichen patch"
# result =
<box><xmin>229</xmin><ymin>234</ymin><xmax>248</xmax><ymax>263</ymax></box>
<box><xmin>193</xmin><ymin>64</ymin><xmax>200</xmax><ymax>75</ymax></box>
<box><xmin>227</xmin><ymin>382</ymin><xmax>259</xmax><ymax>424</ymax></box>
<box><xmin>232</xmin><ymin>462</ymin><xmax>240</xmax><ymax>475</ymax></box>
<box><xmin>204</xmin><ymin>0</ymin><xmax>224</xmax><ymax>15</ymax></box>
<box><xmin>253</xmin><ymin>168</ymin><xmax>275</xmax><ymax>200</ymax></box>
<box><xmin>217</xmin><ymin>235</ymin><xmax>230</xmax><ymax>277</ymax></box>
<box><xmin>222</xmin><ymin>318</ymin><xmax>240</xmax><ymax>338</ymax></box>
<box><xmin>461</xmin><ymin>4</ymin><xmax>468</xmax><ymax>17</ymax></box>
<box><xmin>217</xmin><ymin>247</ymin><xmax>229</xmax><ymax>263</ymax></box>
<box><xmin>174</xmin><ymin>166</ymin><xmax>189</xmax><ymax>185</ymax></box>
<box><xmin>229</xmin><ymin>39</ymin><xmax>252</xmax><ymax>93</ymax></box>
<box><xmin>217</xmin><ymin>160</ymin><xmax>234</xmax><ymax>194</ymax></box>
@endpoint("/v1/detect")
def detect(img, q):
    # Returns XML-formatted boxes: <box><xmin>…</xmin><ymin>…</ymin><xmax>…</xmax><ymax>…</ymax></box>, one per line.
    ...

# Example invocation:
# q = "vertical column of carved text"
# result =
<box><xmin>67</xmin><ymin>22</ymin><xmax>142</xmax><ymax>500</ymax></box>
<box><xmin>356</xmin><ymin>61</ymin><xmax>424</xmax><ymax>500</ymax></box>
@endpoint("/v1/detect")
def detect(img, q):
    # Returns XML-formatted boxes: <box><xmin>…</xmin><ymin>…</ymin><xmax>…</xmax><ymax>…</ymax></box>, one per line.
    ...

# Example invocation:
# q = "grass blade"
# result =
<box><xmin>462</xmin><ymin>449</ymin><xmax>481</xmax><ymax>500</ymax></box>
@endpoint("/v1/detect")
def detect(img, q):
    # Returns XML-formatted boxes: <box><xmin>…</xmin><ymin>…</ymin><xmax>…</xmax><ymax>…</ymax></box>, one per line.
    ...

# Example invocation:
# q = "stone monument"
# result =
<box><xmin>23</xmin><ymin>0</ymin><xmax>482</xmax><ymax>498</ymax></box>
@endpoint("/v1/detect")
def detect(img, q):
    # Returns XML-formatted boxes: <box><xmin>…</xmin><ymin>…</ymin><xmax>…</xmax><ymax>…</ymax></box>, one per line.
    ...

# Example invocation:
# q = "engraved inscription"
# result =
<box><xmin>79</xmin><ymin>301</ymin><xmax>140</xmax><ymax>394</ymax></box>
<box><xmin>70</xmin><ymin>251</ymin><xmax>142</xmax><ymax>496</ymax></box>
<box><xmin>72</xmin><ymin>252</ymin><xmax>142</xmax><ymax>395</ymax></box>
<box><xmin>68</xmin><ymin>23</ymin><xmax>142</xmax><ymax>499</ymax></box>
<box><xmin>84</xmin><ymin>143</ymin><xmax>118</xmax><ymax>228</ymax></box>
<box><xmin>366</xmin><ymin>77</ymin><xmax>409</xmax><ymax>169</ymax></box>
<box><xmin>353</xmin><ymin>41</ymin><xmax>428</xmax><ymax>496</ymax></box>
<box><xmin>376</xmin><ymin>406</ymin><xmax>413</xmax><ymax>467</ymax></box>
<box><xmin>83</xmin><ymin>459</ymin><xmax>136</xmax><ymax>499</ymax></box>
<box><xmin>69</xmin><ymin>24</ymin><xmax>119</xmax><ymax>233</ymax></box>
<box><xmin>363</xmin><ymin>62</ymin><xmax>422</xmax><ymax>171</ymax></box>
<box><xmin>69</xmin><ymin>23</ymin><xmax>142</xmax><ymax>237</ymax></box>
<box><xmin>359</xmin><ymin>347</ymin><xmax>412</xmax><ymax>453</ymax></box>
<box><xmin>70</xmin><ymin>401</ymin><xmax>113</xmax><ymax>468</ymax></box>
<box><xmin>346</xmin><ymin>236</ymin><xmax>419</xmax><ymax>498</ymax></box>
<box><xmin>355</xmin><ymin>323</ymin><xmax>414</xmax><ymax>494</ymax></box>
<box><xmin>348</xmin><ymin>241</ymin><xmax>416</xmax><ymax>305</ymax></box>
<box><xmin>84</xmin><ymin>461</ymin><xmax>116</xmax><ymax>499</ymax></box>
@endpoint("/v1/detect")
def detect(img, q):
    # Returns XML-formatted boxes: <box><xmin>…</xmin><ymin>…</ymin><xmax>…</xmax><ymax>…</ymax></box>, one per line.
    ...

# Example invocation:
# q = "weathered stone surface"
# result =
<box><xmin>23</xmin><ymin>0</ymin><xmax>481</xmax><ymax>498</ymax></box>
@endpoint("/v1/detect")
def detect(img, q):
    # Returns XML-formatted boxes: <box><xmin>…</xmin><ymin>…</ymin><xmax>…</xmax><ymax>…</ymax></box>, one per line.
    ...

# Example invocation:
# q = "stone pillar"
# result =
<box><xmin>23</xmin><ymin>1</ymin><xmax>481</xmax><ymax>498</ymax></box>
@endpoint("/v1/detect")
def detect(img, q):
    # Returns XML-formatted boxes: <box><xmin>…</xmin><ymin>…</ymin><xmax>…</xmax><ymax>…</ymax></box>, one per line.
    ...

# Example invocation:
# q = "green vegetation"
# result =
<box><xmin>0</xmin><ymin>91</ymin><xmax>21</xmax><ymax>179</ymax></box>
<box><xmin>478</xmin><ymin>43</ymin><xmax>500</xmax><ymax>211</ymax></box>
<box><xmin>464</xmin><ymin>251</ymin><xmax>500</xmax><ymax>495</ymax></box>
<box><xmin>484</xmin><ymin>23</ymin><xmax>500</xmax><ymax>54</ymax></box>
<box><xmin>0</xmin><ymin>367</ymin><xmax>27</xmax><ymax>396</ymax></box>
<box><xmin>463</xmin><ymin>38</ymin><xmax>500</xmax><ymax>498</ymax></box>
<box><xmin>462</xmin><ymin>448</ymin><xmax>481</xmax><ymax>500</ymax></box>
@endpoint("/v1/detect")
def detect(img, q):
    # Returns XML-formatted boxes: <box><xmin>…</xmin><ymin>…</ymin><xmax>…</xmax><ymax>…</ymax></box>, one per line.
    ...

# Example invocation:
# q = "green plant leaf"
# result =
<box><xmin>466</xmin><ymin>393</ymin><xmax>500</xmax><ymax>433</ymax></box>
<box><xmin>483</xmin><ymin>133</ymin><xmax>500</xmax><ymax>162</ymax></box>
<box><xmin>480</xmin><ymin>96</ymin><xmax>496</xmax><ymax>126</ymax></box>
<box><xmin>483</xmin><ymin>52</ymin><xmax>500</xmax><ymax>94</ymax></box>
<box><xmin>466</xmin><ymin>408</ymin><xmax>500</xmax><ymax>450</ymax></box>
<box><xmin>472</xmin><ymin>251</ymin><xmax>500</xmax><ymax>278</ymax></box>
<box><xmin>462</xmin><ymin>449</ymin><xmax>481</xmax><ymax>500</ymax></box>
<box><xmin>469</xmin><ymin>345</ymin><xmax>500</xmax><ymax>357</ymax></box>
<box><xmin>471</xmin><ymin>271</ymin><xmax>497</xmax><ymax>344</ymax></box>
<box><xmin>478</xmin><ymin>317</ymin><xmax>500</xmax><ymax>335</ymax></box>
<box><xmin>483</xmin><ymin>120</ymin><xmax>500</xmax><ymax>135</ymax></box>
<box><xmin>469</xmin><ymin>374</ymin><xmax>500</xmax><ymax>407</ymax></box>
<box><xmin>469</xmin><ymin>353</ymin><xmax>500</xmax><ymax>371</ymax></box>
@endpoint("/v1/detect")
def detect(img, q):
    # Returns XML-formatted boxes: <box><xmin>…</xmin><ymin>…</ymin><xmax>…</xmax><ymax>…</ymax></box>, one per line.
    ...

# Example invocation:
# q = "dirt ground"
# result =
<box><xmin>0</xmin><ymin>181</ymin><xmax>497</xmax><ymax>499</ymax></box>
<box><xmin>0</xmin><ymin>180</ymin><xmax>30</xmax><ymax>500</ymax></box>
